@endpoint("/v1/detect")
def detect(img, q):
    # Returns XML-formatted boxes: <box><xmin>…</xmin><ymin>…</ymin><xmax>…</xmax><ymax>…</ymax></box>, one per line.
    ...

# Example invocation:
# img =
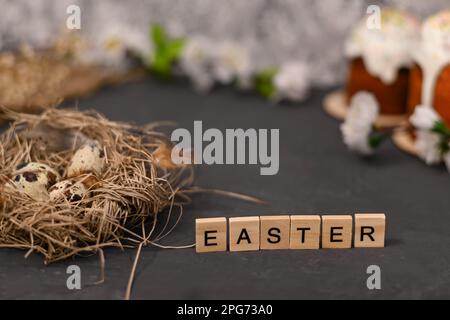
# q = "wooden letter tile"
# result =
<box><xmin>322</xmin><ymin>215</ymin><xmax>352</xmax><ymax>249</ymax></box>
<box><xmin>229</xmin><ymin>216</ymin><xmax>260</xmax><ymax>252</ymax></box>
<box><xmin>354</xmin><ymin>213</ymin><xmax>386</xmax><ymax>248</ymax></box>
<box><xmin>290</xmin><ymin>215</ymin><xmax>321</xmax><ymax>249</ymax></box>
<box><xmin>196</xmin><ymin>217</ymin><xmax>227</xmax><ymax>253</ymax></box>
<box><xmin>260</xmin><ymin>215</ymin><xmax>290</xmax><ymax>250</ymax></box>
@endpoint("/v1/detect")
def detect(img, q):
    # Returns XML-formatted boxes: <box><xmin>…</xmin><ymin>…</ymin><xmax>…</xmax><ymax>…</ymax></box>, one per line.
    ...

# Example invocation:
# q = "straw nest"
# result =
<box><xmin>0</xmin><ymin>107</ymin><xmax>194</xmax><ymax>263</ymax></box>
<box><xmin>0</xmin><ymin>37</ymin><xmax>144</xmax><ymax>120</ymax></box>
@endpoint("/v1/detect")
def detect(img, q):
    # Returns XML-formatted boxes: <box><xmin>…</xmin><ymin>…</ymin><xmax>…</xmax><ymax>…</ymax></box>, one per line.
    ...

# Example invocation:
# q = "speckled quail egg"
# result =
<box><xmin>67</xmin><ymin>142</ymin><xmax>105</xmax><ymax>178</ymax></box>
<box><xmin>49</xmin><ymin>179</ymin><xmax>88</xmax><ymax>202</ymax></box>
<box><xmin>15</xmin><ymin>162</ymin><xmax>61</xmax><ymax>181</ymax></box>
<box><xmin>12</xmin><ymin>162</ymin><xmax>61</xmax><ymax>201</ymax></box>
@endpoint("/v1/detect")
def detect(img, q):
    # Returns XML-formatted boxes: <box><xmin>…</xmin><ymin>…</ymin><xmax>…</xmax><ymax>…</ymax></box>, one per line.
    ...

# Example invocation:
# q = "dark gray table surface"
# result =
<box><xmin>0</xmin><ymin>77</ymin><xmax>449</xmax><ymax>300</ymax></box>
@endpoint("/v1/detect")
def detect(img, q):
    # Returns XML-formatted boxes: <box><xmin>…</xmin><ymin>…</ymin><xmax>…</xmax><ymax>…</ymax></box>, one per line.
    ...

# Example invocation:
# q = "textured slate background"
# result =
<box><xmin>1</xmin><ymin>77</ymin><xmax>449</xmax><ymax>299</ymax></box>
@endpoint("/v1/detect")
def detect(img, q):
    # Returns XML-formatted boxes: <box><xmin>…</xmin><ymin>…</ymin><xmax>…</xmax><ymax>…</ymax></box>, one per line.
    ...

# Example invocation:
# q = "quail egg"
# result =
<box><xmin>67</xmin><ymin>142</ymin><xmax>105</xmax><ymax>178</ymax></box>
<box><xmin>12</xmin><ymin>162</ymin><xmax>61</xmax><ymax>201</ymax></box>
<box><xmin>49</xmin><ymin>179</ymin><xmax>88</xmax><ymax>202</ymax></box>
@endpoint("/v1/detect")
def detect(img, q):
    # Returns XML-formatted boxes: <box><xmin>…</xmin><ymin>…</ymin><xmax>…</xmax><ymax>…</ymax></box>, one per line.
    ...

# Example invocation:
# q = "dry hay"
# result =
<box><xmin>0</xmin><ymin>107</ymin><xmax>194</xmax><ymax>264</ymax></box>
<box><xmin>0</xmin><ymin>38</ymin><xmax>144</xmax><ymax>121</ymax></box>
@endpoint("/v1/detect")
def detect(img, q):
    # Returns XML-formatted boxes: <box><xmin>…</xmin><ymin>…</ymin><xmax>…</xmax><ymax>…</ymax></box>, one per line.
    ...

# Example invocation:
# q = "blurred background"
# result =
<box><xmin>1</xmin><ymin>1</ymin><xmax>450</xmax><ymax>300</ymax></box>
<box><xmin>0</xmin><ymin>0</ymin><xmax>448</xmax><ymax>89</ymax></box>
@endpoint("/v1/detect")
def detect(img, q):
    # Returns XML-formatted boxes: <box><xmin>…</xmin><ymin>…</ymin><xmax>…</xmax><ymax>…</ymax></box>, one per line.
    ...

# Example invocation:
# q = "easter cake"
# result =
<box><xmin>324</xmin><ymin>8</ymin><xmax>420</xmax><ymax>127</ymax></box>
<box><xmin>345</xmin><ymin>8</ymin><xmax>420</xmax><ymax>116</ymax></box>
<box><xmin>407</xmin><ymin>10</ymin><xmax>450</xmax><ymax>128</ymax></box>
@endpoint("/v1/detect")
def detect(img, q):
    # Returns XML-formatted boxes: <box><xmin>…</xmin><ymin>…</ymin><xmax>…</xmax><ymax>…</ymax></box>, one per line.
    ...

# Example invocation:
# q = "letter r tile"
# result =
<box><xmin>354</xmin><ymin>213</ymin><xmax>385</xmax><ymax>248</ymax></box>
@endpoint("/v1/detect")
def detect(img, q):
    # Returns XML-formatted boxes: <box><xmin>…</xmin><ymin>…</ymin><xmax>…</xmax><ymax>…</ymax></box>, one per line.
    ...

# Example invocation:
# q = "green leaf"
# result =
<box><xmin>438</xmin><ymin>136</ymin><xmax>450</xmax><ymax>154</ymax></box>
<box><xmin>151</xmin><ymin>55</ymin><xmax>172</xmax><ymax>80</ymax></box>
<box><xmin>369</xmin><ymin>132</ymin><xmax>388</xmax><ymax>149</ymax></box>
<box><xmin>432</xmin><ymin>121</ymin><xmax>450</xmax><ymax>138</ymax></box>
<box><xmin>148</xmin><ymin>24</ymin><xmax>185</xmax><ymax>79</ymax></box>
<box><xmin>254</xmin><ymin>68</ymin><xmax>278</xmax><ymax>99</ymax></box>
<box><xmin>166</xmin><ymin>39</ymin><xmax>185</xmax><ymax>60</ymax></box>
<box><xmin>151</xmin><ymin>24</ymin><xmax>167</xmax><ymax>51</ymax></box>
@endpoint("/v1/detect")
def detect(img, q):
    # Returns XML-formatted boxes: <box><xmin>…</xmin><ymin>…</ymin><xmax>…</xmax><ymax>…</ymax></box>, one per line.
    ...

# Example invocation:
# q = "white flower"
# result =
<box><xmin>340</xmin><ymin>92</ymin><xmax>379</xmax><ymax>155</ymax></box>
<box><xmin>180</xmin><ymin>36</ymin><xmax>213</xmax><ymax>73</ymax></box>
<box><xmin>123</xmin><ymin>30</ymin><xmax>153</xmax><ymax>64</ymax></box>
<box><xmin>273</xmin><ymin>61</ymin><xmax>310</xmax><ymax>102</ymax></box>
<box><xmin>410</xmin><ymin>105</ymin><xmax>441</xmax><ymax>131</ymax></box>
<box><xmin>415</xmin><ymin>130</ymin><xmax>442</xmax><ymax>165</ymax></box>
<box><xmin>78</xmin><ymin>25</ymin><xmax>152</xmax><ymax>70</ymax></box>
<box><xmin>179</xmin><ymin>36</ymin><xmax>215</xmax><ymax>92</ymax></box>
<box><xmin>212</xmin><ymin>41</ymin><xmax>252</xmax><ymax>88</ymax></box>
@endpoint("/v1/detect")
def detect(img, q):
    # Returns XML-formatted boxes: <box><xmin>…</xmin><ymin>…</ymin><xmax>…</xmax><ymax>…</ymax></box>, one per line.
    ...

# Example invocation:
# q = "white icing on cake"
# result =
<box><xmin>345</xmin><ymin>8</ymin><xmax>420</xmax><ymax>84</ymax></box>
<box><xmin>413</xmin><ymin>10</ymin><xmax>450</xmax><ymax>107</ymax></box>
